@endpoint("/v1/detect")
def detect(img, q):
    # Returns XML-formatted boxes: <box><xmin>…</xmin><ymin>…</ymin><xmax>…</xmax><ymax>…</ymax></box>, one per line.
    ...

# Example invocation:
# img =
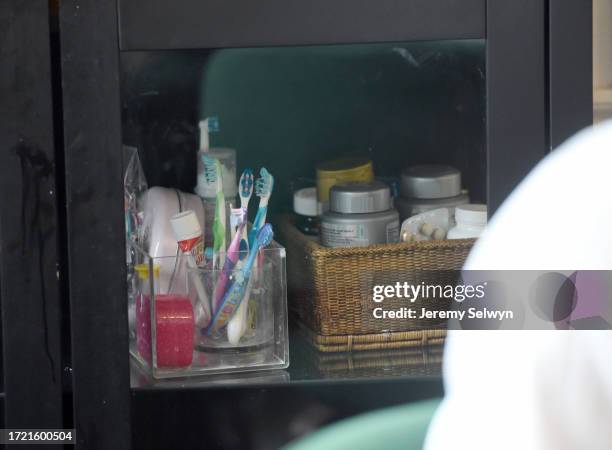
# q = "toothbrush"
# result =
<box><xmin>248</xmin><ymin>168</ymin><xmax>274</xmax><ymax>247</ymax></box>
<box><xmin>238</xmin><ymin>168</ymin><xmax>254</xmax><ymax>225</ymax></box>
<box><xmin>227</xmin><ymin>169</ymin><xmax>255</xmax><ymax>344</ymax></box>
<box><xmin>231</xmin><ymin>169</ymin><xmax>253</xmax><ymax>261</ymax></box>
<box><xmin>202</xmin><ymin>155</ymin><xmax>226</xmax><ymax>270</ymax></box>
<box><xmin>230</xmin><ymin>168</ymin><xmax>273</xmax><ymax>342</ymax></box>
<box><xmin>213</xmin><ymin>220</ymin><xmax>247</xmax><ymax>313</ymax></box>
<box><xmin>207</xmin><ymin>224</ymin><xmax>274</xmax><ymax>337</ymax></box>
<box><xmin>198</xmin><ymin>116</ymin><xmax>219</xmax><ymax>151</ymax></box>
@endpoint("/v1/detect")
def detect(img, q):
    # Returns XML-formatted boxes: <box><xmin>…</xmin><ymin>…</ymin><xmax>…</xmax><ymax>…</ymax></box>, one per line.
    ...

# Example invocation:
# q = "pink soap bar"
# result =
<box><xmin>155</xmin><ymin>295</ymin><xmax>194</xmax><ymax>368</ymax></box>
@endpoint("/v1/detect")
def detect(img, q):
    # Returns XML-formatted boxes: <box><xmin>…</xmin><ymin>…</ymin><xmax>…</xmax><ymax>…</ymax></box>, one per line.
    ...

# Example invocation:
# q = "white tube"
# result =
<box><xmin>170</xmin><ymin>210</ymin><xmax>211</xmax><ymax>327</ymax></box>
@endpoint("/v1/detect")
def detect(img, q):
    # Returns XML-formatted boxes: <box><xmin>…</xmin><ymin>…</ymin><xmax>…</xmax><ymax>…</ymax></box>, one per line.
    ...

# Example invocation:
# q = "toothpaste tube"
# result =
<box><xmin>170</xmin><ymin>210</ymin><xmax>205</xmax><ymax>267</ymax></box>
<box><xmin>170</xmin><ymin>210</ymin><xmax>210</xmax><ymax>327</ymax></box>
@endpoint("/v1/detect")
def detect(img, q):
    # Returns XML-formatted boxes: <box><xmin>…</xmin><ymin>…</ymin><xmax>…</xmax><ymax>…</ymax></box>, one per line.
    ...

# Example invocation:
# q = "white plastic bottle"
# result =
<box><xmin>447</xmin><ymin>204</ymin><xmax>487</xmax><ymax>239</ymax></box>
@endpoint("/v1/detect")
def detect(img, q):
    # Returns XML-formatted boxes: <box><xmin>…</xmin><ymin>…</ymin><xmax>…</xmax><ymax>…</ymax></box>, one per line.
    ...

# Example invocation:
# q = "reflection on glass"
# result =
<box><xmin>121</xmin><ymin>40</ymin><xmax>486</xmax><ymax>215</ymax></box>
<box><xmin>288</xmin><ymin>327</ymin><xmax>442</xmax><ymax>381</ymax></box>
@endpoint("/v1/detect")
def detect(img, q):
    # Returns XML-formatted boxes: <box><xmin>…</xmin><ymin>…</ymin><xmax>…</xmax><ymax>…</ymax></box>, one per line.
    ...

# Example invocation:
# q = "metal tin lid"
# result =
<box><xmin>400</xmin><ymin>165</ymin><xmax>462</xmax><ymax>199</ymax></box>
<box><xmin>293</xmin><ymin>187</ymin><xmax>322</xmax><ymax>217</ymax></box>
<box><xmin>330</xmin><ymin>181</ymin><xmax>392</xmax><ymax>214</ymax></box>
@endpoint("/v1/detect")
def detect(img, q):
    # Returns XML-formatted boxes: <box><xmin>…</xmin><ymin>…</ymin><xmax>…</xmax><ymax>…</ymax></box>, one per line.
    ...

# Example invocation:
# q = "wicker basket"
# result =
<box><xmin>277</xmin><ymin>215</ymin><xmax>474</xmax><ymax>352</ymax></box>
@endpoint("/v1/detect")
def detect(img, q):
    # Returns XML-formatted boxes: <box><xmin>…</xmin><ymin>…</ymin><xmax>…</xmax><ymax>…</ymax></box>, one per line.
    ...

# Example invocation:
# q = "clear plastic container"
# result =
<box><xmin>128</xmin><ymin>242</ymin><xmax>289</xmax><ymax>379</ymax></box>
<box><xmin>201</xmin><ymin>197</ymin><xmax>236</xmax><ymax>249</ymax></box>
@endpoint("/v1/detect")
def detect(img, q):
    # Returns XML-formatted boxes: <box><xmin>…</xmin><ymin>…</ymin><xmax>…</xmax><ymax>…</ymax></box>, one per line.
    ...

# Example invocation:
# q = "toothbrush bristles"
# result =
<box><xmin>206</xmin><ymin>116</ymin><xmax>219</xmax><ymax>132</ymax></box>
<box><xmin>255</xmin><ymin>168</ymin><xmax>274</xmax><ymax>197</ymax></box>
<box><xmin>257</xmin><ymin>223</ymin><xmax>274</xmax><ymax>246</ymax></box>
<box><xmin>202</xmin><ymin>155</ymin><xmax>219</xmax><ymax>183</ymax></box>
<box><xmin>240</xmin><ymin>169</ymin><xmax>254</xmax><ymax>197</ymax></box>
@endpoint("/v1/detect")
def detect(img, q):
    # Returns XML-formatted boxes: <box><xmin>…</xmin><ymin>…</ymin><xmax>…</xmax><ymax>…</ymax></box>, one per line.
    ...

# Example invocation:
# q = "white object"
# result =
<box><xmin>425</xmin><ymin>120</ymin><xmax>612</xmax><ymax>450</ymax></box>
<box><xmin>170</xmin><ymin>210</ymin><xmax>210</xmax><ymax>328</ymax></box>
<box><xmin>141</xmin><ymin>187</ymin><xmax>209</xmax><ymax>327</ymax></box>
<box><xmin>400</xmin><ymin>208</ymin><xmax>450</xmax><ymax>242</ymax></box>
<box><xmin>228</xmin><ymin>207</ymin><xmax>248</xmax><ymax>345</ymax></box>
<box><xmin>199</xmin><ymin>119</ymin><xmax>211</xmax><ymax>150</ymax></box>
<box><xmin>170</xmin><ymin>210</ymin><xmax>202</xmax><ymax>242</ymax></box>
<box><xmin>227</xmin><ymin>297</ymin><xmax>248</xmax><ymax>345</ymax></box>
<box><xmin>446</xmin><ymin>204</ymin><xmax>487</xmax><ymax>239</ymax></box>
<box><xmin>293</xmin><ymin>187</ymin><xmax>322</xmax><ymax>217</ymax></box>
<box><xmin>170</xmin><ymin>210</ymin><xmax>205</xmax><ymax>268</ymax></box>
<box><xmin>141</xmin><ymin>187</ymin><xmax>205</xmax><ymax>294</ymax></box>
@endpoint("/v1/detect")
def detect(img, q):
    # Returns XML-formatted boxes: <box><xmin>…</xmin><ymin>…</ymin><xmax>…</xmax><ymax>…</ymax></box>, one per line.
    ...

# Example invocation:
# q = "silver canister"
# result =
<box><xmin>396</xmin><ymin>165</ymin><xmax>469</xmax><ymax>221</ymax></box>
<box><xmin>320</xmin><ymin>181</ymin><xmax>400</xmax><ymax>248</ymax></box>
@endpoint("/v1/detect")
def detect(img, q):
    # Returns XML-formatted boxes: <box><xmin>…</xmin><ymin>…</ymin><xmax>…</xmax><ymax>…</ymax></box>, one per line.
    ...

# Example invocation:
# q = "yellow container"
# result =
<box><xmin>134</xmin><ymin>263</ymin><xmax>161</xmax><ymax>281</ymax></box>
<box><xmin>316</xmin><ymin>157</ymin><xmax>374</xmax><ymax>203</ymax></box>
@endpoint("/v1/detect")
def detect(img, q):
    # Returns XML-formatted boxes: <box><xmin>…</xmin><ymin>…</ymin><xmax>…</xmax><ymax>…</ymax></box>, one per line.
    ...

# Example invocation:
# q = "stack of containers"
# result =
<box><xmin>395</xmin><ymin>165</ymin><xmax>469</xmax><ymax>222</ymax></box>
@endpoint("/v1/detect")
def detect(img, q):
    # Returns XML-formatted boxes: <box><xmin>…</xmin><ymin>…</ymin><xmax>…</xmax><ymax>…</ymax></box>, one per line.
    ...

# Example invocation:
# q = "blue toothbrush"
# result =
<box><xmin>207</xmin><ymin>224</ymin><xmax>274</xmax><ymax>337</ymax></box>
<box><xmin>248</xmin><ymin>168</ymin><xmax>274</xmax><ymax>248</ymax></box>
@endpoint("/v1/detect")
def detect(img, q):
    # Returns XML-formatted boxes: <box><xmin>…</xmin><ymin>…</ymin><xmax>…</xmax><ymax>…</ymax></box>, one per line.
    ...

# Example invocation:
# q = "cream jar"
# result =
<box><xmin>316</xmin><ymin>157</ymin><xmax>374</xmax><ymax>208</ymax></box>
<box><xmin>395</xmin><ymin>164</ymin><xmax>469</xmax><ymax>221</ymax></box>
<box><xmin>320</xmin><ymin>181</ymin><xmax>399</xmax><ymax>248</ymax></box>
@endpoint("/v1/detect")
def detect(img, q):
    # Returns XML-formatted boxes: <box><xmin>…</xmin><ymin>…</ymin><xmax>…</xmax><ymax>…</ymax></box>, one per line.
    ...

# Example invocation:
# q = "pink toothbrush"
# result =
<box><xmin>213</xmin><ymin>220</ymin><xmax>246</xmax><ymax>313</ymax></box>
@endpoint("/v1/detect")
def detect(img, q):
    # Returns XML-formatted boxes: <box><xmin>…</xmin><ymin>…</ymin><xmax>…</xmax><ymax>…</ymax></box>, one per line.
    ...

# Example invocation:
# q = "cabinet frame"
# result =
<box><xmin>0</xmin><ymin>0</ymin><xmax>65</xmax><ymax>438</ymax></box>
<box><xmin>58</xmin><ymin>1</ymin><xmax>592</xmax><ymax>448</ymax></box>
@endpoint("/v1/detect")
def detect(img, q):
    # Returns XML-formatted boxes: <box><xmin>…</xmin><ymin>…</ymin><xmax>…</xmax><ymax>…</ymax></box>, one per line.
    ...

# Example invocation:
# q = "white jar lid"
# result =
<box><xmin>455</xmin><ymin>204</ymin><xmax>487</xmax><ymax>226</ymax></box>
<box><xmin>293</xmin><ymin>187</ymin><xmax>321</xmax><ymax>217</ymax></box>
<box><xmin>170</xmin><ymin>210</ymin><xmax>202</xmax><ymax>241</ymax></box>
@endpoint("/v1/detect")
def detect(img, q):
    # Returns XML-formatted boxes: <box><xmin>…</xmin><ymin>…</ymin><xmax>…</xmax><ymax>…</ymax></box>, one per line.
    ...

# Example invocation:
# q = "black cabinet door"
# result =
<box><xmin>0</xmin><ymin>0</ymin><xmax>64</xmax><ymax>440</ymax></box>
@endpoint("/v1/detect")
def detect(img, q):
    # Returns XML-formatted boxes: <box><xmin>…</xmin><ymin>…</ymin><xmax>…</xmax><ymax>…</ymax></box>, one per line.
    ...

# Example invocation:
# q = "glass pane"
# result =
<box><xmin>121</xmin><ymin>40</ymin><xmax>486</xmax><ymax>211</ymax></box>
<box><xmin>121</xmin><ymin>40</ymin><xmax>486</xmax><ymax>383</ymax></box>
